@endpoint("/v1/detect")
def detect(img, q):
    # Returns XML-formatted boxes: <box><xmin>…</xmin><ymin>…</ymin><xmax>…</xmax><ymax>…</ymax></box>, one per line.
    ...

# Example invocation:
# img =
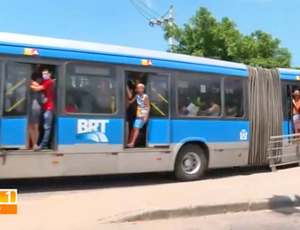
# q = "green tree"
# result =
<box><xmin>164</xmin><ymin>7</ymin><xmax>291</xmax><ymax>68</ymax></box>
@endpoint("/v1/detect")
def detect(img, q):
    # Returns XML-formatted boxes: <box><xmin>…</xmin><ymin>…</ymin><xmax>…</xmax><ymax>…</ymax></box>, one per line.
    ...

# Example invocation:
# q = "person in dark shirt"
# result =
<box><xmin>31</xmin><ymin>69</ymin><xmax>55</xmax><ymax>151</ymax></box>
<box><xmin>29</xmin><ymin>73</ymin><xmax>43</xmax><ymax>149</ymax></box>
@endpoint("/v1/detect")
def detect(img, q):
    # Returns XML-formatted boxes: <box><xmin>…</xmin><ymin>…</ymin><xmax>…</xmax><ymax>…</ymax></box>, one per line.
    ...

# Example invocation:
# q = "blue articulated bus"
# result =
<box><xmin>0</xmin><ymin>32</ymin><xmax>298</xmax><ymax>181</ymax></box>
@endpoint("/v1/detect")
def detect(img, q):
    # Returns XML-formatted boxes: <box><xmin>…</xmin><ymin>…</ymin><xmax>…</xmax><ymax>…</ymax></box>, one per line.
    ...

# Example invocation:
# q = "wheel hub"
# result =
<box><xmin>182</xmin><ymin>152</ymin><xmax>201</xmax><ymax>175</ymax></box>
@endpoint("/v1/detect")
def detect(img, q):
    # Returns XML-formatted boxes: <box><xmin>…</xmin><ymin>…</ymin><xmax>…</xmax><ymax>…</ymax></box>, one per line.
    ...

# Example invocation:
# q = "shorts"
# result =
<box><xmin>293</xmin><ymin>115</ymin><xmax>300</xmax><ymax>130</ymax></box>
<box><xmin>133</xmin><ymin>118</ymin><xmax>144</xmax><ymax>129</ymax></box>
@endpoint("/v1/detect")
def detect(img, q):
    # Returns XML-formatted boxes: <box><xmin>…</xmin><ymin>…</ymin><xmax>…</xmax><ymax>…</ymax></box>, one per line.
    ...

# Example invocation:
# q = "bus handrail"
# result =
<box><xmin>6</xmin><ymin>78</ymin><xmax>26</xmax><ymax>96</ymax></box>
<box><xmin>268</xmin><ymin>133</ymin><xmax>300</xmax><ymax>172</ymax></box>
<box><xmin>6</xmin><ymin>97</ymin><xmax>25</xmax><ymax>112</ymax></box>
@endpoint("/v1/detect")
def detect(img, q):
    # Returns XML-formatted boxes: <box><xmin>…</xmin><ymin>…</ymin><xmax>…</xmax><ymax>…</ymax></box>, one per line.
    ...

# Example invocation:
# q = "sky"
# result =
<box><xmin>0</xmin><ymin>0</ymin><xmax>299</xmax><ymax>66</ymax></box>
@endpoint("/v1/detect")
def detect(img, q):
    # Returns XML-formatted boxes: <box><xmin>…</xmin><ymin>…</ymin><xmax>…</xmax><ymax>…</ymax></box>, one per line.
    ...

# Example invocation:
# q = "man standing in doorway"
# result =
<box><xmin>127</xmin><ymin>83</ymin><xmax>150</xmax><ymax>148</ymax></box>
<box><xmin>31</xmin><ymin>69</ymin><xmax>55</xmax><ymax>151</ymax></box>
<box><xmin>293</xmin><ymin>90</ymin><xmax>300</xmax><ymax>134</ymax></box>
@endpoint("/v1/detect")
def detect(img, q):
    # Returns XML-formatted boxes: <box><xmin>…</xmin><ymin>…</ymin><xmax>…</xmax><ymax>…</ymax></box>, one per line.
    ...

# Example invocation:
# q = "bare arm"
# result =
<box><xmin>128</xmin><ymin>95</ymin><xmax>136</xmax><ymax>105</ymax></box>
<box><xmin>126</xmin><ymin>86</ymin><xmax>132</xmax><ymax>99</ymax></box>
<box><xmin>293</xmin><ymin>100</ymin><xmax>300</xmax><ymax>110</ymax></box>
<box><xmin>207</xmin><ymin>104</ymin><xmax>220</xmax><ymax>115</ymax></box>
<box><xmin>206</xmin><ymin>105</ymin><xmax>215</xmax><ymax>114</ymax></box>
<box><xmin>31</xmin><ymin>85</ymin><xmax>44</xmax><ymax>92</ymax></box>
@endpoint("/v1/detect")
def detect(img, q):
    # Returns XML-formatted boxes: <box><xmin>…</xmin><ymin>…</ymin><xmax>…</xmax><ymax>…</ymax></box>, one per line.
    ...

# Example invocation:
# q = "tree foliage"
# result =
<box><xmin>164</xmin><ymin>7</ymin><xmax>291</xmax><ymax>68</ymax></box>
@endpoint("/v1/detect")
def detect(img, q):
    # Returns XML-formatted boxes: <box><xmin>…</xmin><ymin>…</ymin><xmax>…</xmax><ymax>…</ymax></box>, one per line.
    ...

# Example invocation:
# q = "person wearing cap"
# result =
<box><xmin>292</xmin><ymin>90</ymin><xmax>300</xmax><ymax>133</ymax></box>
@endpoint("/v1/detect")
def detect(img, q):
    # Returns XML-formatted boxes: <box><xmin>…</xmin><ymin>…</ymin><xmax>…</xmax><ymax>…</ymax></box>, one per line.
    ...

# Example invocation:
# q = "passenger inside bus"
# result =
<box><xmin>179</xmin><ymin>105</ymin><xmax>188</xmax><ymax>116</ymax></box>
<box><xmin>206</xmin><ymin>97</ymin><xmax>221</xmax><ymax>116</ymax></box>
<box><xmin>187</xmin><ymin>97</ymin><xmax>201</xmax><ymax>116</ymax></box>
<box><xmin>225</xmin><ymin>99</ymin><xmax>238</xmax><ymax>117</ymax></box>
<box><xmin>65</xmin><ymin>94</ymin><xmax>78</xmax><ymax>113</ymax></box>
<box><xmin>96</xmin><ymin>79</ymin><xmax>114</xmax><ymax>113</ymax></box>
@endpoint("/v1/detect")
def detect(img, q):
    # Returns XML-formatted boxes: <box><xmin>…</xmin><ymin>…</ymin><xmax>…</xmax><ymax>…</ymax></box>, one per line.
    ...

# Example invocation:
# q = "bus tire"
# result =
<box><xmin>174</xmin><ymin>144</ymin><xmax>208</xmax><ymax>181</ymax></box>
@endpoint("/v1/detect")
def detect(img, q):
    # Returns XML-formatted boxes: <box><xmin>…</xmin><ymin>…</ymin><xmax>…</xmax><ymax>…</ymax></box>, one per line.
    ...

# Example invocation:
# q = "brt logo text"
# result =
<box><xmin>76</xmin><ymin>119</ymin><xmax>109</xmax><ymax>143</ymax></box>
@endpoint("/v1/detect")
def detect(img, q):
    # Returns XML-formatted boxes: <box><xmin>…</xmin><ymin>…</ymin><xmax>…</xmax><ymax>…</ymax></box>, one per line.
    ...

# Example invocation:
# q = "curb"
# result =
<box><xmin>98</xmin><ymin>195</ymin><xmax>300</xmax><ymax>223</ymax></box>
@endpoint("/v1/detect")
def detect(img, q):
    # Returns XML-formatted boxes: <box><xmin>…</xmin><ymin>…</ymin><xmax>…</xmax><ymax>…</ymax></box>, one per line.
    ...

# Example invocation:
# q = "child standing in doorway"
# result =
<box><xmin>127</xmin><ymin>83</ymin><xmax>150</xmax><ymax>148</ymax></box>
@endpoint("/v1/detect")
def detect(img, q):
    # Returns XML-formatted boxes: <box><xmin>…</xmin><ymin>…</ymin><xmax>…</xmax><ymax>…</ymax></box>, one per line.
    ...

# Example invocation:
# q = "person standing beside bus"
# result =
<box><xmin>127</xmin><ymin>83</ymin><xmax>150</xmax><ymax>148</ymax></box>
<box><xmin>31</xmin><ymin>69</ymin><xmax>55</xmax><ymax>151</ymax></box>
<box><xmin>292</xmin><ymin>90</ymin><xmax>300</xmax><ymax>134</ymax></box>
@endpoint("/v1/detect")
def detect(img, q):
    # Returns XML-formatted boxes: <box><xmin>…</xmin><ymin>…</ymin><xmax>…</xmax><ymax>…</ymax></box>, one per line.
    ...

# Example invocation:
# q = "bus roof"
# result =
<box><xmin>0</xmin><ymin>32</ymin><xmax>298</xmax><ymax>80</ymax></box>
<box><xmin>278</xmin><ymin>68</ymin><xmax>300</xmax><ymax>75</ymax></box>
<box><xmin>0</xmin><ymin>32</ymin><xmax>246</xmax><ymax>69</ymax></box>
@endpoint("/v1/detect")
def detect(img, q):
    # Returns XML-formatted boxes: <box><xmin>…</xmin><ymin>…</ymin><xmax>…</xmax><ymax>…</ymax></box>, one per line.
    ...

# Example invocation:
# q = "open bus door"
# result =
<box><xmin>0</xmin><ymin>62</ymin><xmax>31</xmax><ymax>149</ymax></box>
<box><xmin>285</xmin><ymin>84</ymin><xmax>300</xmax><ymax>136</ymax></box>
<box><xmin>146</xmin><ymin>74</ymin><xmax>170</xmax><ymax>147</ymax></box>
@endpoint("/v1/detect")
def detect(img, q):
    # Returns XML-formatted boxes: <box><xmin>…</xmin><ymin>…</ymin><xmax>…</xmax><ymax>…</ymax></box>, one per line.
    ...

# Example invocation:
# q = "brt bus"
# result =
<box><xmin>0</xmin><ymin>32</ymin><xmax>298</xmax><ymax>181</ymax></box>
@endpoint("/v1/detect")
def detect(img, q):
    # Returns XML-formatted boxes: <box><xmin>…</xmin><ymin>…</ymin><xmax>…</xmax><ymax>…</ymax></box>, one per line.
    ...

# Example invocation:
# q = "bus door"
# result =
<box><xmin>147</xmin><ymin>74</ymin><xmax>170</xmax><ymax>147</ymax></box>
<box><xmin>0</xmin><ymin>62</ymin><xmax>31</xmax><ymax>149</ymax></box>
<box><xmin>285</xmin><ymin>83</ymin><xmax>300</xmax><ymax>136</ymax></box>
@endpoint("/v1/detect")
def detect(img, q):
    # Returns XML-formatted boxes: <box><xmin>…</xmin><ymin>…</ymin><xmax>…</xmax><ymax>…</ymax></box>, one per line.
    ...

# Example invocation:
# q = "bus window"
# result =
<box><xmin>3</xmin><ymin>63</ymin><xmax>30</xmax><ymax>116</ymax></box>
<box><xmin>224</xmin><ymin>78</ymin><xmax>244</xmax><ymax>118</ymax></box>
<box><xmin>176</xmin><ymin>74</ymin><xmax>221</xmax><ymax>117</ymax></box>
<box><xmin>65</xmin><ymin>63</ymin><xmax>116</xmax><ymax>114</ymax></box>
<box><xmin>148</xmin><ymin>75</ymin><xmax>169</xmax><ymax>118</ymax></box>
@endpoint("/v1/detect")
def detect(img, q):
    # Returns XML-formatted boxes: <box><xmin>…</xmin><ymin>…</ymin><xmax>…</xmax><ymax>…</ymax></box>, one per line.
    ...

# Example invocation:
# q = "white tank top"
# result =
<box><xmin>136</xmin><ymin>94</ymin><xmax>147</xmax><ymax>117</ymax></box>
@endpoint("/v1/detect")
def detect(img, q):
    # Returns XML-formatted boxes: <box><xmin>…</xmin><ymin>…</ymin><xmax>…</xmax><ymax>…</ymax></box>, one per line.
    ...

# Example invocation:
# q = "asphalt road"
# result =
<box><xmin>103</xmin><ymin>209</ymin><xmax>300</xmax><ymax>230</ymax></box>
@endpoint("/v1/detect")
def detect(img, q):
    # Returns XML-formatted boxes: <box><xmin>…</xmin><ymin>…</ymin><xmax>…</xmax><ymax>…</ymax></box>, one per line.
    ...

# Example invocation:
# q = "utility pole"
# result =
<box><xmin>149</xmin><ymin>5</ymin><xmax>175</xmax><ymax>52</ymax></box>
<box><xmin>168</xmin><ymin>5</ymin><xmax>174</xmax><ymax>52</ymax></box>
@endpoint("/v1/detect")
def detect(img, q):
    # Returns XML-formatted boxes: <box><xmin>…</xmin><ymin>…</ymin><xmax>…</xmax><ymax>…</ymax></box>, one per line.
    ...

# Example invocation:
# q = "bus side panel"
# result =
<box><xmin>171</xmin><ymin>120</ymin><xmax>249</xmax><ymax>168</ymax></box>
<box><xmin>282</xmin><ymin>120</ymin><xmax>292</xmax><ymax>135</ymax></box>
<box><xmin>1</xmin><ymin>118</ymin><xmax>27</xmax><ymax>147</ymax></box>
<box><xmin>148</xmin><ymin>119</ymin><xmax>169</xmax><ymax>146</ymax></box>
<box><xmin>57</xmin><ymin>117</ymin><xmax>124</xmax><ymax>153</ymax></box>
<box><xmin>0</xmin><ymin>151</ymin><xmax>172</xmax><ymax>179</ymax></box>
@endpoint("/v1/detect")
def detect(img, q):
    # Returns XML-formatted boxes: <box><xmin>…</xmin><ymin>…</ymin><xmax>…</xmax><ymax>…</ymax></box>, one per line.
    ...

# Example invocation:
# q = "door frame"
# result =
<box><xmin>118</xmin><ymin>65</ymin><xmax>172</xmax><ymax>149</ymax></box>
<box><xmin>282</xmin><ymin>81</ymin><xmax>299</xmax><ymax>137</ymax></box>
<box><xmin>146</xmin><ymin>73</ymin><xmax>171</xmax><ymax>147</ymax></box>
<box><xmin>0</xmin><ymin>61</ymin><xmax>3</xmax><ymax>149</ymax></box>
<box><xmin>0</xmin><ymin>61</ymin><xmax>33</xmax><ymax>149</ymax></box>
<box><xmin>0</xmin><ymin>55</ymin><xmax>65</xmax><ymax>150</ymax></box>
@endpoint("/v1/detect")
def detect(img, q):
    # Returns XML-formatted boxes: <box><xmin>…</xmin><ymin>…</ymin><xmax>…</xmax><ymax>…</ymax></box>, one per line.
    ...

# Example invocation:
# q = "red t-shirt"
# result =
<box><xmin>42</xmin><ymin>79</ymin><xmax>54</xmax><ymax>111</ymax></box>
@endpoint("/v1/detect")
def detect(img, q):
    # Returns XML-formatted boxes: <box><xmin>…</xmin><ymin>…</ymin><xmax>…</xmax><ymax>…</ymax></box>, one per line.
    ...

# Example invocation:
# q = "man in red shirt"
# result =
<box><xmin>31</xmin><ymin>69</ymin><xmax>55</xmax><ymax>151</ymax></box>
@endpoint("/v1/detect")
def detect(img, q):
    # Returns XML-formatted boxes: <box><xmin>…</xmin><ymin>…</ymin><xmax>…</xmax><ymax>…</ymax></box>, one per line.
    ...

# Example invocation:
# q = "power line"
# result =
<box><xmin>137</xmin><ymin>0</ymin><xmax>161</xmax><ymax>18</ymax></box>
<box><xmin>129</xmin><ymin>0</ymin><xmax>152</xmax><ymax>21</ymax></box>
<box><xmin>161</xmin><ymin>9</ymin><xmax>169</xmax><ymax>18</ymax></box>
<box><xmin>128</xmin><ymin>1</ymin><xmax>175</xmax><ymax>52</ymax></box>
<box><xmin>129</xmin><ymin>0</ymin><xmax>168</xmax><ymax>21</ymax></box>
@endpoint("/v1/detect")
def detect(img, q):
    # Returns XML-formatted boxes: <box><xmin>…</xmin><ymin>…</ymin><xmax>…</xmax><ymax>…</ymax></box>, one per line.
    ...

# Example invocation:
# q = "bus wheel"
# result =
<box><xmin>174</xmin><ymin>144</ymin><xmax>208</xmax><ymax>181</ymax></box>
